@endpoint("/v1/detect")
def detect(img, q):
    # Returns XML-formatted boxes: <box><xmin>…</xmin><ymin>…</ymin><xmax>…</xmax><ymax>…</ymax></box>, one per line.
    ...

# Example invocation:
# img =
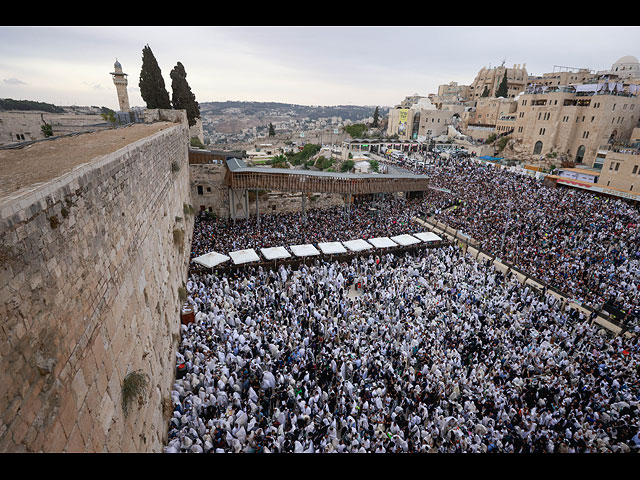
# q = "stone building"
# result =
<box><xmin>468</xmin><ymin>63</ymin><xmax>528</xmax><ymax>100</ymax></box>
<box><xmin>387</xmin><ymin>97</ymin><xmax>463</xmax><ymax>141</ymax></box>
<box><xmin>460</xmin><ymin>96</ymin><xmax>518</xmax><ymax>140</ymax></box>
<box><xmin>510</xmin><ymin>82</ymin><xmax>640</xmax><ymax>166</ymax></box>
<box><xmin>0</xmin><ymin>111</ymin><xmax>110</xmax><ymax>145</ymax></box>
<box><xmin>527</xmin><ymin>67</ymin><xmax>598</xmax><ymax>89</ymax></box>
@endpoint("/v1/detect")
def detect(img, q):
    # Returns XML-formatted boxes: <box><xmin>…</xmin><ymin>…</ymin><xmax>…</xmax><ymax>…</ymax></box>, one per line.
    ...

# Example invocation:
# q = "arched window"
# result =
<box><xmin>575</xmin><ymin>145</ymin><xmax>586</xmax><ymax>163</ymax></box>
<box><xmin>533</xmin><ymin>141</ymin><xmax>543</xmax><ymax>154</ymax></box>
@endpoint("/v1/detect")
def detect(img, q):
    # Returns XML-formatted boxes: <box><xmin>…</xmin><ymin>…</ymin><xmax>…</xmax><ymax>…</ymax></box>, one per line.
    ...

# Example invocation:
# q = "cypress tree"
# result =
<box><xmin>495</xmin><ymin>70</ymin><xmax>509</xmax><ymax>98</ymax></box>
<box><xmin>139</xmin><ymin>45</ymin><xmax>171</xmax><ymax>109</ymax></box>
<box><xmin>373</xmin><ymin>106</ymin><xmax>379</xmax><ymax>128</ymax></box>
<box><xmin>268</xmin><ymin>123</ymin><xmax>276</xmax><ymax>136</ymax></box>
<box><xmin>170</xmin><ymin>61</ymin><xmax>200</xmax><ymax>127</ymax></box>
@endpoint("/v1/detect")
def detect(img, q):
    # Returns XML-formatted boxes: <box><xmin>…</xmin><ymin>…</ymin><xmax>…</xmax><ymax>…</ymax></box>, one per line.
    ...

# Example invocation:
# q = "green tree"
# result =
<box><xmin>481</xmin><ymin>86</ymin><xmax>490</xmax><ymax>97</ymax></box>
<box><xmin>101</xmin><ymin>109</ymin><xmax>116</xmax><ymax>124</ymax></box>
<box><xmin>41</xmin><ymin>123</ymin><xmax>53</xmax><ymax>137</ymax></box>
<box><xmin>190</xmin><ymin>136</ymin><xmax>206</xmax><ymax>149</ymax></box>
<box><xmin>268</xmin><ymin>123</ymin><xmax>276</xmax><ymax>136</ymax></box>
<box><xmin>340</xmin><ymin>159</ymin><xmax>355</xmax><ymax>172</ymax></box>
<box><xmin>139</xmin><ymin>45</ymin><xmax>171</xmax><ymax>109</ymax></box>
<box><xmin>170</xmin><ymin>61</ymin><xmax>200</xmax><ymax>127</ymax></box>
<box><xmin>345</xmin><ymin>123</ymin><xmax>368</xmax><ymax>138</ymax></box>
<box><xmin>495</xmin><ymin>71</ymin><xmax>508</xmax><ymax>98</ymax></box>
<box><xmin>372</xmin><ymin>107</ymin><xmax>379</xmax><ymax>128</ymax></box>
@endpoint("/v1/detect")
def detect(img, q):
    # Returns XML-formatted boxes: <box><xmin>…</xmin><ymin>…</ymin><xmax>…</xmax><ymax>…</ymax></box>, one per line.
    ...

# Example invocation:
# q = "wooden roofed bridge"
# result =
<box><xmin>223</xmin><ymin>158</ymin><xmax>430</xmax><ymax>221</ymax></box>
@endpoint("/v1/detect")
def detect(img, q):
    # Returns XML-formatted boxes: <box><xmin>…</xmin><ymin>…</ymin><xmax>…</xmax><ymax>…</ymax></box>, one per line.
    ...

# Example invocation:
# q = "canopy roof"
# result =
<box><xmin>289</xmin><ymin>244</ymin><xmax>321</xmax><ymax>257</ymax></box>
<box><xmin>192</xmin><ymin>251</ymin><xmax>231</xmax><ymax>268</ymax></box>
<box><xmin>413</xmin><ymin>232</ymin><xmax>442</xmax><ymax>243</ymax></box>
<box><xmin>343</xmin><ymin>239</ymin><xmax>373</xmax><ymax>252</ymax></box>
<box><xmin>317</xmin><ymin>242</ymin><xmax>347</xmax><ymax>254</ymax></box>
<box><xmin>260</xmin><ymin>246</ymin><xmax>291</xmax><ymax>260</ymax></box>
<box><xmin>228</xmin><ymin>248</ymin><xmax>261</xmax><ymax>265</ymax></box>
<box><xmin>366</xmin><ymin>237</ymin><xmax>398</xmax><ymax>248</ymax></box>
<box><xmin>390</xmin><ymin>234</ymin><xmax>421</xmax><ymax>246</ymax></box>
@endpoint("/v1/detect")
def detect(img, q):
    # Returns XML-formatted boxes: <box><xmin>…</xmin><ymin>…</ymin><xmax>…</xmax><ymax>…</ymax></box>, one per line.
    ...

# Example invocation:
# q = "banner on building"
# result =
<box><xmin>397</xmin><ymin>109</ymin><xmax>408</xmax><ymax>135</ymax></box>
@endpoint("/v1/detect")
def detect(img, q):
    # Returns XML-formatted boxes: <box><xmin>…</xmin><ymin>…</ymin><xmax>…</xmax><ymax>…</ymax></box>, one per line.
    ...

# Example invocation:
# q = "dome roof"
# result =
<box><xmin>613</xmin><ymin>55</ymin><xmax>639</xmax><ymax>65</ymax></box>
<box><xmin>114</xmin><ymin>58</ymin><xmax>122</xmax><ymax>68</ymax></box>
<box><xmin>412</xmin><ymin>97</ymin><xmax>437</xmax><ymax>110</ymax></box>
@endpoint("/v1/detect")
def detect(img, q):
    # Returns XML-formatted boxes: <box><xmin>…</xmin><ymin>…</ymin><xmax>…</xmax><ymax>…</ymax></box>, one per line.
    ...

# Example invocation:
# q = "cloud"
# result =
<box><xmin>3</xmin><ymin>77</ymin><xmax>27</xmax><ymax>85</ymax></box>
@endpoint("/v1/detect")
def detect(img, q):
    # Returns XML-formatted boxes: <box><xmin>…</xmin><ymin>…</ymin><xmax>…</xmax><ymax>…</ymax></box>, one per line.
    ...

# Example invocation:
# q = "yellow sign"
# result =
<box><xmin>398</xmin><ymin>109</ymin><xmax>408</xmax><ymax>134</ymax></box>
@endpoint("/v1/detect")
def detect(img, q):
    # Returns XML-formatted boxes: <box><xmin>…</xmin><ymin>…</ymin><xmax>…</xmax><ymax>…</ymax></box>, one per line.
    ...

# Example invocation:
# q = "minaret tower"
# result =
<box><xmin>110</xmin><ymin>58</ymin><xmax>130</xmax><ymax>112</ymax></box>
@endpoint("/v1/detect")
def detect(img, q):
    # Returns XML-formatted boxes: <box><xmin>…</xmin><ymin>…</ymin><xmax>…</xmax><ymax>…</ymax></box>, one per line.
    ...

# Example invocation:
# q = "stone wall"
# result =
<box><xmin>0</xmin><ymin>122</ymin><xmax>193</xmax><ymax>452</ymax></box>
<box><xmin>190</xmin><ymin>163</ymin><xmax>344</xmax><ymax>218</ymax></box>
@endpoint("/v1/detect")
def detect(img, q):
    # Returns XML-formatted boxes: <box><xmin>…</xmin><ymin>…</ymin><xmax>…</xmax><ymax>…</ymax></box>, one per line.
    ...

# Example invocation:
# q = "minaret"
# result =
<box><xmin>110</xmin><ymin>58</ymin><xmax>130</xmax><ymax>112</ymax></box>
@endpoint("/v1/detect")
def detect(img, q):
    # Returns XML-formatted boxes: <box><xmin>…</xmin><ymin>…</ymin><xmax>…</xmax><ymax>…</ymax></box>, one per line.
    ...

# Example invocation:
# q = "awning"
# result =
<box><xmin>289</xmin><ymin>244</ymin><xmax>321</xmax><ymax>257</ymax></box>
<box><xmin>390</xmin><ymin>234</ymin><xmax>421</xmax><ymax>246</ymax></box>
<box><xmin>412</xmin><ymin>232</ymin><xmax>442</xmax><ymax>243</ymax></box>
<box><xmin>367</xmin><ymin>237</ymin><xmax>398</xmax><ymax>248</ymax></box>
<box><xmin>228</xmin><ymin>249</ymin><xmax>261</xmax><ymax>265</ymax></box>
<box><xmin>192</xmin><ymin>251</ymin><xmax>231</xmax><ymax>268</ymax></box>
<box><xmin>260</xmin><ymin>246</ymin><xmax>291</xmax><ymax>260</ymax></box>
<box><xmin>343</xmin><ymin>239</ymin><xmax>373</xmax><ymax>252</ymax></box>
<box><xmin>317</xmin><ymin>242</ymin><xmax>347</xmax><ymax>254</ymax></box>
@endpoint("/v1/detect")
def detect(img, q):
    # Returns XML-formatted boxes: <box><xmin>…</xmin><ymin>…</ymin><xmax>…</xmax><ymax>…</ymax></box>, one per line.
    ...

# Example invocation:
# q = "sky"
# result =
<box><xmin>1</xmin><ymin>26</ymin><xmax>639</xmax><ymax>111</ymax></box>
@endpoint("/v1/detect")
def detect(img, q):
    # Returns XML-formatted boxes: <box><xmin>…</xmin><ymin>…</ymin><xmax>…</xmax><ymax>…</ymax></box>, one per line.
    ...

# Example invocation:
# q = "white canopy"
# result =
<box><xmin>192</xmin><ymin>251</ymin><xmax>231</xmax><ymax>268</ymax></box>
<box><xmin>317</xmin><ymin>242</ymin><xmax>347</xmax><ymax>254</ymax></box>
<box><xmin>390</xmin><ymin>234</ymin><xmax>421</xmax><ymax>246</ymax></box>
<box><xmin>260</xmin><ymin>246</ymin><xmax>291</xmax><ymax>260</ymax></box>
<box><xmin>413</xmin><ymin>232</ymin><xmax>442</xmax><ymax>243</ymax></box>
<box><xmin>228</xmin><ymin>248</ymin><xmax>261</xmax><ymax>265</ymax></box>
<box><xmin>343</xmin><ymin>239</ymin><xmax>373</xmax><ymax>252</ymax></box>
<box><xmin>367</xmin><ymin>237</ymin><xmax>398</xmax><ymax>249</ymax></box>
<box><xmin>289</xmin><ymin>244</ymin><xmax>320</xmax><ymax>257</ymax></box>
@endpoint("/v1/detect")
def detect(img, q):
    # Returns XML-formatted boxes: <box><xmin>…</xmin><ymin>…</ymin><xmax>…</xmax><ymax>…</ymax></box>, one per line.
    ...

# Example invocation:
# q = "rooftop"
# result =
<box><xmin>0</xmin><ymin>122</ymin><xmax>175</xmax><ymax>200</ymax></box>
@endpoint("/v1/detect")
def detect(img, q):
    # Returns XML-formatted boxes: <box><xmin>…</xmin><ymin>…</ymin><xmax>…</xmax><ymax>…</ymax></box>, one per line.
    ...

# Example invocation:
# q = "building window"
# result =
<box><xmin>633</xmin><ymin>165</ymin><xmax>638</xmax><ymax>174</ymax></box>
<box><xmin>533</xmin><ymin>141</ymin><xmax>543</xmax><ymax>155</ymax></box>
<box><xmin>615</xmin><ymin>162</ymin><xmax>620</xmax><ymax>171</ymax></box>
<box><xmin>197</xmin><ymin>185</ymin><xmax>203</xmax><ymax>195</ymax></box>
<box><xmin>575</xmin><ymin>145</ymin><xmax>586</xmax><ymax>163</ymax></box>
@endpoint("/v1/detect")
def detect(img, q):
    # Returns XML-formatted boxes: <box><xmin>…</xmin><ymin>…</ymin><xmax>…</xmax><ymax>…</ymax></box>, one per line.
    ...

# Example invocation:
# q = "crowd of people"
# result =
<box><xmin>388</xmin><ymin>151</ymin><xmax>640</xmax><ymax>325</ymax></box>
<box><xmin>189</xmin><ymin>195</ymin><xmax>446</xmax><ymax>260</ymax></box>
<box><xmin>165</xmin><ymin>148</ymin><xmax>639</xmax><ymax>453</ymax></box>
<box><xmin>166</xmin><ymin>248</ymin><xmax>639</xmax><ymax>453</ymax></box>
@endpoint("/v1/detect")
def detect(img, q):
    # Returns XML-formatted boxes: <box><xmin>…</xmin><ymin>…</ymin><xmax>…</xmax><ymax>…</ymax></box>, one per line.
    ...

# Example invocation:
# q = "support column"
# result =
<box><xmin>301</xmin><ymin>191</ymin><xmax>305</xmax><ymax>223</ymax></box>
<box><xmin>244</xmin><ymin>190</ymin><xmax>249</xmax><ymax>220</ymax></box>
<box><xmin>256</xmin><ymin>189</ymin><xmax>260</xmax><ymax>228</ymax></box>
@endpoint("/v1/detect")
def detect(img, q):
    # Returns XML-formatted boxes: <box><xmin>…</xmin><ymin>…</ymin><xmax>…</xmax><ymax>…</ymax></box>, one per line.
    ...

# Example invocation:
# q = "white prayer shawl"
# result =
<box><xmin>262</xmin><ymin>371</ymin><xmax>276</xmax><ymax>390</ymax></box>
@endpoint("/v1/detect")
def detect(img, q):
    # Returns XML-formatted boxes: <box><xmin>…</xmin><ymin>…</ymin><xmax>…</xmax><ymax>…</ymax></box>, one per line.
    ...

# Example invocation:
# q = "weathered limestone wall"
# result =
<box><xmin>0</xmin><ymin>123</ymin><xmax>194</xmax><ymax>452</ymax></box>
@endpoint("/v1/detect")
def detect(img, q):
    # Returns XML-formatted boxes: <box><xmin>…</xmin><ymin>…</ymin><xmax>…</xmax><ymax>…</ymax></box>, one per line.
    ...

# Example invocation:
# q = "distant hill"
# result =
<box><xmin>199</xmin><ymin>101</ymin><xmax>384</xmax><ymax>121</ymax></box>
<box><xmin>0</xmin><ymin>98</ymin><xmax>66</xmax><ymax>113</ymax></box>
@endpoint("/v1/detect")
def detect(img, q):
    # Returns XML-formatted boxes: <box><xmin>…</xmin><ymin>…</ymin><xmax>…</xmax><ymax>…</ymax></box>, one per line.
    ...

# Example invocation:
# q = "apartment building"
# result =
<box><xmin>387</xmin><ymin>98</ymin><xmax>462</xmax><ymax>140</ymax></box>
<box><xmin>511</xmin><ymin>82</ymin><xmax>640</xmax><ymax>166</ymax></box>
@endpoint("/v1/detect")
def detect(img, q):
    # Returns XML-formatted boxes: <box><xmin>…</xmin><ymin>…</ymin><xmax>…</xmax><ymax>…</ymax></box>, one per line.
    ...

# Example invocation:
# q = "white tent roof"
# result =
<box><xmin>413</xmin><ymin>232</ymin><xmax>442</xmax><ymax>243</ymax></box>
<box><xmin>343</xmin><ymin>239</ymin><xmax>373</xmax><ymax>252</ymax></box>
<box><xmin>192</xmin><ymin>251</ymin><xmax>231</xmax><ymax>268</ymax></box>
<box><xmin>390</xmin><ymin>234</ymin><xmax>421</xmax><ymax>246</ymax></box>
<box><xmin>367</xmin><ymin>237</ymin><xmax>398</xmax><ymax>248</ymax></box>
<box><xmin>260</xmin><ymin>246</ymin><xmax>291</xmax><ymax>260</ymax></box>
<box><xmin>228</xmin><ymin>248</ymin><xmax>261</xmax><ymax>265</ymax></box>
<box><xmin>290</xmin><ymin>244</ymin><xmax>320</xmax><ymax>257</ymax></box>
<box><xmin>317</xmin><ymin>242</ymin><xmax>347</xmax><ymax>254</ymax></box>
